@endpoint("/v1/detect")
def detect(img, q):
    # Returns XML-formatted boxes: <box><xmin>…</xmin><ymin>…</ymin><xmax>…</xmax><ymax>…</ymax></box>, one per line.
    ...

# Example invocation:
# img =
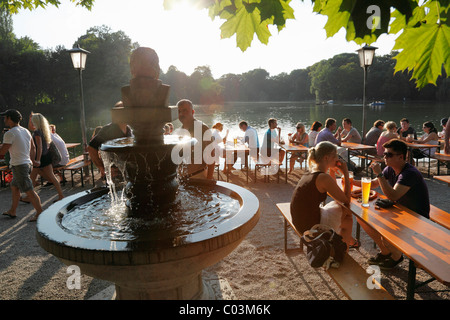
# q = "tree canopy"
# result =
<box><xmin>2</xmin><ymin>0</ymin><xmax>448</xmax><ymax>89</ymax></box>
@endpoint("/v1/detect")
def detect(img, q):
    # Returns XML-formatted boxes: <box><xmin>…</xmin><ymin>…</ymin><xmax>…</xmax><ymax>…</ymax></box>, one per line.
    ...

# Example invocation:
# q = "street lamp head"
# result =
<box><xmin>67</xmin><ymin>44</ymin><xmax>91</xmax><ymax>70</ymax></box>
<box><xmin>357</xmin><ymin>44</ymin><xmax>378</xmax><ymax>68</ymax></box>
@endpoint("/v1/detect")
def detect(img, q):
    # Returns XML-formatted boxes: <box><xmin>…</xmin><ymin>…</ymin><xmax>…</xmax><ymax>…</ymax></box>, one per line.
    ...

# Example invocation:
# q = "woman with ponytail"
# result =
<box><xmin>290</xmin><ymin>141</ymin><xmax>359</xmax><ymax>248</ymax></box>
<box><xmin>21</xmin><ymin>113</ymin><xmax>64</xmax><ymax>209</ymax></box>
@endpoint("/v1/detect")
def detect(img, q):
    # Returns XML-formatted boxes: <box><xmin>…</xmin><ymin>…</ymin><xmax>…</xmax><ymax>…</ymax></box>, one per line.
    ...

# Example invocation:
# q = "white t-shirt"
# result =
<box><xmin>342</xmin><ymin>127</ymin><xmax>362</xmax><ymax>143</ymax></box>
<box><xmin>3</xmin><ymin>125</ymin><xmax>32</xmax><ymax>166</ymax></box>
<box><xmin>309</xmin><ymin>130</ymin><xmax>319</xmax><ymax>147</ymax></box>
<box><xmin>212</xmin><ymin>129</ymin><xmax>224</xmax><ymax>154</ymax></box>
<box><xmin>51</xmin><ymin>133</ymin><xmax>70</xmax><ymax>166</ymax></box>
<box><xmin>242</xmin><ymin>126</ymin><xmax>260</xmax><ymax>149</ymax></box>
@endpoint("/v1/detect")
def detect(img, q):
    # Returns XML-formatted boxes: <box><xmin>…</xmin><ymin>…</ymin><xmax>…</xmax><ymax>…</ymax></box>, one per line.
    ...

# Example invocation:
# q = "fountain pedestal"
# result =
<box><xmin>37</xmin><ymin>181</ymin><xmax>260</xmax><ymax>300</ymax></box>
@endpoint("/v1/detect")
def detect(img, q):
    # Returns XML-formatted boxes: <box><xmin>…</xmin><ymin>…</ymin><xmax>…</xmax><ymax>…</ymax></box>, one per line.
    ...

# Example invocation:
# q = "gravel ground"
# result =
<box><xmin>0</xmin><ymin>163</ymin><xmax>448</xmax><ymax>302</ymax></box>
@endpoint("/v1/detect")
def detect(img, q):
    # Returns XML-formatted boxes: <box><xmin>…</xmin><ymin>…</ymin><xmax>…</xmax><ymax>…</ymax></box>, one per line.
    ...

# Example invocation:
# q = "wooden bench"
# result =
<box><xmin>276</xmin><ymin>202</ymin><xmax>394</xmax><ymax>300</ymax></box>
<box><xmin>64</xmin><ymin>158</ymin><xmax>95</xmax><ymax>187</ymax></box>
<box><xmin>434</xmin><ymin>175</ymin><xmax>450</xmax><ymax>187</ymax></box>
<box><xmin>432</xmin><ymin>153</ymin><xmax>450</xmax><ymax>175</ymax></box>
<box><xmin>51</xmin><ymin>155</ymin><xmax>85</xmax><ymax>186</ymax></box>
<box><xmin>254</xmin><ymin>159</ymin><xmax>281</xmax><ymax>183</ymax></box>
<box><xmin>430</xmin><ymin>204</ymin><xmax>450</xmax><ymax>230</ymax></box>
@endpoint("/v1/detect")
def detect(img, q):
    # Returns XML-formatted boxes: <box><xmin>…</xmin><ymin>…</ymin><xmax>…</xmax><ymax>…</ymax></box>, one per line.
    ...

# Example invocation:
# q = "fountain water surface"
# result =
<box><xmin>36</xmin><ymin>47</ymin><xmax>260</xmax><ymax>299</ymax></box>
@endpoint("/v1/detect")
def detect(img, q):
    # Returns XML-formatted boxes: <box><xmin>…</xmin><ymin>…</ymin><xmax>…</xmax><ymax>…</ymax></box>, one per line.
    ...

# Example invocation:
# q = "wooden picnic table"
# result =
<box><xmin>280</xmin><ymin>143</ymin><xmax>309</xmax><ymax>183</ymax></box>
<box><xmin>65</xmin><ymin>142</ymin><xmax>81</xmax><ymax>157</ymax></box>
<box><xmin>222</xmin><ymin>141</ymin><xmax>250</xmax><ymax>183</ymax></box>
<box><xmin>433</xmin><ymin>152</ymin><xmax>450</xmax><ymax>175</ymax></box>
<box><xmin>333</xmin><ymin>180</ymin><xmax>450</xmax><ymax>300</ymax></box>
<box><xmin>434</xmin><ymin>175</ymin><xmax>450</xmax><ymax>186</ymax></box>
<box><xmin>65</xmin><ymin>142</ymin><xmax>80</xmax><ymax>149</ymax></box>
<box><xmin>341</xmin><ymin>142</ymin><xmax>376</xmax><ymax>173</ymax></box>
<box><xmin>405</xmin><ymin>141</ymin><xmax>438</xmax><ymax>177</ymax></box>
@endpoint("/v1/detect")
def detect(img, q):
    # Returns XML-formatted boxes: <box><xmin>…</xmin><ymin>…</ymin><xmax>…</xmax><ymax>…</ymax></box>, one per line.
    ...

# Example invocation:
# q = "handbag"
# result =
<box><xmin>301</xmin><ymin>224</ymin><xmax>347</xmax><ymax>270</ymax></box>
<box><xmin>375</xmin><ymin>198</ymin><xmax>395</xmax><ymax>208</ymax></box>
<box><xmin>48</xmin><ymin>142</ymin><xmax>62</xmax><ymax>167</ymax></box>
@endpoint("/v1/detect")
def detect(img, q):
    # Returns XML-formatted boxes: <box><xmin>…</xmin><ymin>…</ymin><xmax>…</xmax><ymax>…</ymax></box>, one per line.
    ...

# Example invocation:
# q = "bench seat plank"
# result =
<box><xmin>327</xmin><ymin>255</ymin><xmax>395</xmax><ymax>300</ymax></box>
<box><xmin>430</xmin><ymin>204</ymin><xmax>450</xmax><ymax>230</ymax></box>
<box><xmin>276</xmin><ymin>202</ymin><xmax>394</xmax><ymax>300</ymax></box>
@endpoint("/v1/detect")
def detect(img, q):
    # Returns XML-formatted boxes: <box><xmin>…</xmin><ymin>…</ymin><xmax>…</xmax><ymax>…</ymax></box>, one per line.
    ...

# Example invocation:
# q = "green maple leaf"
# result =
<box><xmin>393</xmin><ymin>23</ymin><xmax>450</xmax><ymax>88</ymax></box>
<box><xmin>259</xmin><ymin>0</ymin><xmax>295</xmax><ymax>32</ymax></box>
<box><xmin>219</xmin><ymin>0</ymin><xmax>272</xmax><ymax>51</ymax></box>
<box><xmin>316</xmin><ymin>0</ymin><xmax>414</xmax><ymax>44</ymax></box>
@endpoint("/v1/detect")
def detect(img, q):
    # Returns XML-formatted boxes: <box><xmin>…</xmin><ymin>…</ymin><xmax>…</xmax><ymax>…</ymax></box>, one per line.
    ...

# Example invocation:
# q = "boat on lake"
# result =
<box><xmin>369</xmin><ymin>100</ymin><xmax>385</xmax><ymax>106</ymax></box>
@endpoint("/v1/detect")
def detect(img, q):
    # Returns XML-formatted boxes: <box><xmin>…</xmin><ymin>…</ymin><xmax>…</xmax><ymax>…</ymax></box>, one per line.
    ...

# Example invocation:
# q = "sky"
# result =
<box><xmin>11</xmin><ymin>0</ymin><xmax>398</xmax><ymax>79</ymax></box>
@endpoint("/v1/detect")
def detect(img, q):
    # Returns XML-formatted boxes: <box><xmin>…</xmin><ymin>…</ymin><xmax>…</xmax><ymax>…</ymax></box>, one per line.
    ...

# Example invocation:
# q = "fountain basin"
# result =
<box><xmin>36</xmin><ymin>179</ymin><xmax>260</xmax><ymax>300</ymax></box>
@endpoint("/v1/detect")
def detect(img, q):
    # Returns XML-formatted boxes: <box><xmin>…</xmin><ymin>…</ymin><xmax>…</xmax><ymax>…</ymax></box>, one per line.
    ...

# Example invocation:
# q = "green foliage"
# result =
<box><xmin>164</xmin><ymin>0</ymin><xmax>449</xmax><ymax>90</ymax></box>
<box><xmin>0</xmin><ymin>0</ymin><xmax>94</xmax><ymax>13</ymax></box>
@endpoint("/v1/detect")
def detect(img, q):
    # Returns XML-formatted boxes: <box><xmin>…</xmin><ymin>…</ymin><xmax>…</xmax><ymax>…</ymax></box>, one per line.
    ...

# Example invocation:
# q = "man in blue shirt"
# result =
<box><xmin>360</xmin><ymin>139</ymin><xmax>430</xmax><ymax>269</ymax></box>
<box><xmin>315</xmin><ymin>118</ymin><xmax>342</xmax><ymax>146</ymax></box>
<box><xmin>315</xmin><ymin>118</ymin><xmax>352</xmax><ymax>165</ymax></box>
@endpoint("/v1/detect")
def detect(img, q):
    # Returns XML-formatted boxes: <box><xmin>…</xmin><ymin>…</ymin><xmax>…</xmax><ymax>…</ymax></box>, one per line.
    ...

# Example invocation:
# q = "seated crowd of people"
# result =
<box><xmin>166</xmin><ymin>113</ymin><xmax>446</xmax><ymax>179</ymax></box>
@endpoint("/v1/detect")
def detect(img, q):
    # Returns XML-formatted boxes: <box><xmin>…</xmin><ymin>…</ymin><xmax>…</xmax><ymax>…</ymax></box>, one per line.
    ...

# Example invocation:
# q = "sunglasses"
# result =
<box><xmin>383</xmin><ymin>152</ymin><xmax>401</xmax><ymax>158</ymax></box>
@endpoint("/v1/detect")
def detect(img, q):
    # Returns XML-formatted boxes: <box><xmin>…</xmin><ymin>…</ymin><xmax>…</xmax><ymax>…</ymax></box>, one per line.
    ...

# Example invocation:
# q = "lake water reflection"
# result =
<box><xmin>193</xmin><ymin>101</ymin><xmax>449</xmax><ymax>142</ymax></box>
<box><xmin>49</xmin><ymin>101</ymin><xmax>448</xmax><ymax>154</ymax></box>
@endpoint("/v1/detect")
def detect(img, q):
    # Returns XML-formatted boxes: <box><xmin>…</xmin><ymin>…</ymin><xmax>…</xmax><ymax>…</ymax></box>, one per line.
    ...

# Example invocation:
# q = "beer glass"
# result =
<box><xmin>361</xmin><ymin>177</ymin><xmax>371</xmax><ymax>207</ymax></box>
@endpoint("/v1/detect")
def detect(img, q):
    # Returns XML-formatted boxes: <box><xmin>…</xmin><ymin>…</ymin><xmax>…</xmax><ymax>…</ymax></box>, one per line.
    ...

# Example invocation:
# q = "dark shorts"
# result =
<box><xmin>11</xmin><ymin>163</ymin><xmax>33</xmax><ymax>192</ymax></box>
<box><xmin>37</xmin><ymin>152</ymin><xmax>52</xmax><ymax>168</ymax></box>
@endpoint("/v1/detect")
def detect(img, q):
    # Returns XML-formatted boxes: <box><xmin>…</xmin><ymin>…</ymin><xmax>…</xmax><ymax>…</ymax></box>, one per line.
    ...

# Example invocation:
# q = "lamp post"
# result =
<box><xmin>67</xmin><ymin>44</ymin><xmax>90</xmax><ymax>158</ymax></box>
<box><xmin>356</xmin><ymin>44</ymin><xmax>377</xmax><ymax>142</ymax></box>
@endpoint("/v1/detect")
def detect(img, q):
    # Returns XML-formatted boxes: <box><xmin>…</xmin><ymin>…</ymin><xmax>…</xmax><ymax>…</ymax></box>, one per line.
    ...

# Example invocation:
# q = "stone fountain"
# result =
<box><xmin>36</xmin><ymin>47</ymin><xmax>260</xmax><ymax>300</ymax></box>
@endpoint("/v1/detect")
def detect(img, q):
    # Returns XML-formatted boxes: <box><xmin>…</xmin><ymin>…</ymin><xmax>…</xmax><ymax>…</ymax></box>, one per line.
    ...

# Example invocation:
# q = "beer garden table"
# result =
<box><xmin>280</xmin><ymin>143</ymin><xmax>309</xmax><ymax>183</ymax></box>
<box><xmin>333</xmin><ymin>179</ymin><xmax>450</xmax><ymax>300</ymax></box>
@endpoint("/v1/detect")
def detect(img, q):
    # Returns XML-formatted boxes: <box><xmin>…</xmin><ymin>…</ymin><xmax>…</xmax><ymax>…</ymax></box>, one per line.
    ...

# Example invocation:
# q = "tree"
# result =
<box><xmin>160</xmin><ymin>65</ymin><xmax>189</xmax><ymax>104</ymax></box>
<box><xmin>74</xmin><ymin>25</ymin><xmax>136</xmax><ymax>117</ymax></box>
<box><xmin>171</xmin><ymin>0</ymin><xmax>450</xmax><ymax>90</ymax></box>
<box><xmin>3</xmin><ymin>0</ymin><xmax>447</xmax><ymax>89</ymax></box>
<box><xmin>0</xmin><ymin>0</ymin><xmax>94</xmax><ymax>13</ymax></box>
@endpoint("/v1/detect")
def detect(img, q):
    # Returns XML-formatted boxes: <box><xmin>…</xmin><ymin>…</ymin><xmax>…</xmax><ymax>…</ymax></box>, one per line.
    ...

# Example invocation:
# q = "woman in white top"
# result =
<box><xmin>308</xmin><ymin>121</ymin><xmax>322</xmax><ymax>147</ymax></box>
<box><xmin>288</xmin><ymin>122</ymin><xmax>309</xmax><ymax>173</ymax></box>
<box><xmin>211</xmin><ymin>123</ymin><xmax>231</xmax><ymax>173</ymax></box>
<box><xmin>408</xmin><ymin>121</ymin><xmax>439</xmax><ymax>158</ymax></box>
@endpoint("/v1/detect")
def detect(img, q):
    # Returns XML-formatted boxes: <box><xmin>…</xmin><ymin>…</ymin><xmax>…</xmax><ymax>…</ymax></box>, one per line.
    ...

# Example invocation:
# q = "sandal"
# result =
<box><xmin>2</xmin><ymin>212</ymin><xmax>17</xmax><ymax>219</ymax></box>
<box><xmin>349</xmin><ymin>239</ymin><xmax>361</xmax><ymax>249</ymax></box>
<box><xmin>28</xmin><ymin>215</ymin><xmax>39</xmax><ymax>222</ymax></box>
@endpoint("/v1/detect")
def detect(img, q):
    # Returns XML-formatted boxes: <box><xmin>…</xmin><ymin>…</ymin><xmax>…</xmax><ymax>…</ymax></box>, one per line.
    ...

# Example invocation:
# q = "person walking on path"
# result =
<box><xmin>0</xmin><ymin>109</ymin><xmax>43</xmax><ymax>221</ymax></box>
<box><xmin>23</xmin><ymin>113</ymin><xmax>65</xmax><ymax>202</ymax></box>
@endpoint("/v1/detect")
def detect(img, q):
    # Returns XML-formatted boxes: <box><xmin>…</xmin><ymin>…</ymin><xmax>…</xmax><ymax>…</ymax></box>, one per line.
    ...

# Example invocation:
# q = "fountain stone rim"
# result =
<box><xmin>36</xmin><ymin>179</ymin><xmax>260</xmax><ymax>265</ymax></box>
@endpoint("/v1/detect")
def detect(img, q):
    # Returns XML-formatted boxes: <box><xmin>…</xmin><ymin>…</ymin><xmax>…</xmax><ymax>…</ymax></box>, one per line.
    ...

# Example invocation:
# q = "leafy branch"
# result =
<box><xmin>0</xmin><ymin>0</ymin><xmax>94</xmax><ymax>14</ymax></box>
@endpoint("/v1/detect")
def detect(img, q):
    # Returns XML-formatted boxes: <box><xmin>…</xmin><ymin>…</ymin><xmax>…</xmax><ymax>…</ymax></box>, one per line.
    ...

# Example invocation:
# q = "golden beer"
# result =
<box><xmin>233</xmin><ymin>138</ymin><xmax>238</xmax><ymax>147</ymax></box>
<box><xmin>361</xmin><ymin>177</ymin><xmax>371</xmax><ymax>207</ymax></box>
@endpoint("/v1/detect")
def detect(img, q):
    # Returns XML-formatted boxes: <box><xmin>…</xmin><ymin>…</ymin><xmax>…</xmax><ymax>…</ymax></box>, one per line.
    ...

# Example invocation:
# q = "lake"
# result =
<box><xmin>42</xmin><ymin>101</ymin><xmax>449</xmax><ymax>154</ymax></box>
